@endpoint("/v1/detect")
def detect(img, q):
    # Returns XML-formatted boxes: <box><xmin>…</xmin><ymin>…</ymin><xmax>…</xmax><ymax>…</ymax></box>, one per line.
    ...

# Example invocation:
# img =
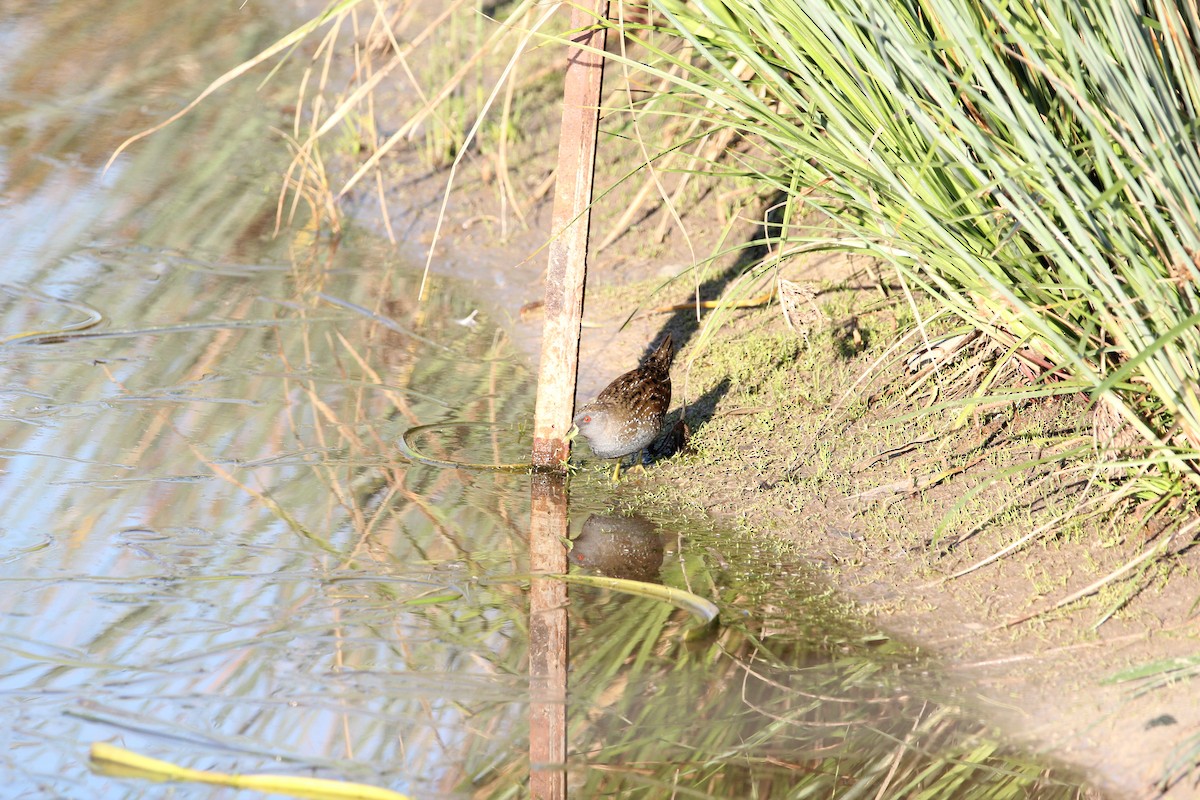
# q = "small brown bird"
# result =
<box><xmin>573</xmin><ymin>334</ymin><xmax>674</xmax><ymax>479</ymax></box>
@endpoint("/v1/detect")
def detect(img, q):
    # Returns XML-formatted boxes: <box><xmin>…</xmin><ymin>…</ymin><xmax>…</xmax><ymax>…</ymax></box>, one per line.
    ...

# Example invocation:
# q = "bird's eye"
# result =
<box><xmin>581</xmin><ymin>415</ymin><xmax>591</xmax><ymax>423</ymax></box>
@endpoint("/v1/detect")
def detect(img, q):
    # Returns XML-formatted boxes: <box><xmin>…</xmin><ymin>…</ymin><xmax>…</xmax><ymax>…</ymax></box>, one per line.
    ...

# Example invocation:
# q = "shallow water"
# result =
<box><xmin>0</xmin><ymin>3</ymin><xmax>1100</xmax><ymax>798</ymax></box>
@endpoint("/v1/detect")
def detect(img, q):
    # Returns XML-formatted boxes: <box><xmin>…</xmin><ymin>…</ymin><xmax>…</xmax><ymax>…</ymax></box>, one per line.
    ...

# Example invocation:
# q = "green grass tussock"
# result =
<box><xmin>603</xmin><ymin>0</ymin><xmax>1200</xmax><ymax>504</ymax></box>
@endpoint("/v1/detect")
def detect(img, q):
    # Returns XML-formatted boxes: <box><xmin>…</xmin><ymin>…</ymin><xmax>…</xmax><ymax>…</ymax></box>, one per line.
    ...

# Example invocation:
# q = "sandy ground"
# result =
<box><xmin>323</xmin><ymin>10</ymin><xmax>1200</xmax><ymax>795</ymax></box>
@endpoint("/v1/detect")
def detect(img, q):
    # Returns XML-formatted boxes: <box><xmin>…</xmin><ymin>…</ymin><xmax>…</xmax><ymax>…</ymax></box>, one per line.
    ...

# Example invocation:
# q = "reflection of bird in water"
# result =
<box><xmin>573</xmin><ymin>334</ymin><xmax>673</xmax><ymax>480</ymax></box>
<box><xmin>570</xmin><ymin>514</ymin><xmax>664</xmax><ymax>583</ymax></box>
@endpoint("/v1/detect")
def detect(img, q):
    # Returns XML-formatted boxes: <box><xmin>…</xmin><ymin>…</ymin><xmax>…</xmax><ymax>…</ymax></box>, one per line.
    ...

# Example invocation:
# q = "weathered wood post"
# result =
<box><xmin>530</xmin><ymin>0</ymin><xmax>610</xmax><ymax>468</ymax></box>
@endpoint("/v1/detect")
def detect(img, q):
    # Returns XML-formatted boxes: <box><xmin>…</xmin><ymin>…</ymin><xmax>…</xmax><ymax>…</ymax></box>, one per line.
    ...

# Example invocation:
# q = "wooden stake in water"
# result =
<box><xmin>528</xmin><ymin>471</ymin><xmax>569</xmax><ymax>800</ymax></box>
<box><xmin>531</xmin><ymin>1</ymin><xmax>610</xmax><ymax>469</ymax></box>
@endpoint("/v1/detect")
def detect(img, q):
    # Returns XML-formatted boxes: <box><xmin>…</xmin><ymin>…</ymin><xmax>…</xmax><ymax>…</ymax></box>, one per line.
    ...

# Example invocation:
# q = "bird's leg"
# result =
<box><xmin>634</xmin><ymin>447</ymin><xmax>651</xmax><ymax>475</ymax></box>
<box><xmin>611</xmin><ymin>449</ymin><xmax>653</xmax><ymax>481</ymax></box>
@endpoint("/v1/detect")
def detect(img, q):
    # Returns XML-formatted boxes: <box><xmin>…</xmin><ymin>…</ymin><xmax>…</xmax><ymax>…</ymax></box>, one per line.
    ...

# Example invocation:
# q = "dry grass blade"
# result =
<box><xmin>1000</xmin><ymin>517</ymin><xmax>1198</xmax><ymax>629</ymax></box>
<box><xmin>335</xmin><ymin>0</ymin><xmax>546</xmax><ymax>201</ymax></box>
<box><xmin>105</xmin><ymin>0</ymin><xmax>365</xmax><ymax>172</ymax></box>
<box><xmin>777</xmin><ymin>277</ymin><xmax>820</xmax><ymax>338</ymax></box>
<box><xmin>406</xmin><ymin>3</ymin><xmax>559</xmax><ymax>301</ymax></box>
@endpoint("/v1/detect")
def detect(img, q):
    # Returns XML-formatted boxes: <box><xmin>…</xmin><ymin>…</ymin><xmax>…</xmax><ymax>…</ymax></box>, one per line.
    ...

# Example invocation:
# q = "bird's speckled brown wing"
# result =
<box><xmin>593</xmin><ymin>364</ymin><xmax>670</xmax><ymax>425</ymax></box>
<box><xmin>574</xmin><ymin>334</ymin><xmax>674</xmax><ymax>459</ymax></box>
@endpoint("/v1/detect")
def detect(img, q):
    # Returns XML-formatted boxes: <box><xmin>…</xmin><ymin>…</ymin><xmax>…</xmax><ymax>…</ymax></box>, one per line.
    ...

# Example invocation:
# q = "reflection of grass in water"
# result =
<box><xmin>567</xmin><ymin>631</ymin><xmax>1089</xmax><ymax>797</ymax></box>
<box><xmin>456</xmin><ymin>507</ymin><xmax>1098</xmax><ymax>798</ymax></box>
<box><xmin>259</xmin><ymin>257</ymin><xmax>546</xmax><ymax>786</ymax></box>
<box><xmin>482</xmin><ymin>611</ymin><xmax>1095</xmax><ymax>798</ymax></box>
<box><xmin>4</xmin><ymin>0</ymin><xmax>276</xmax><ymax>166</ymax></box>
<box><xmin>3</xmin><ymin>2</ymin><xmax>534</xmax><ymax>792</ymax></box>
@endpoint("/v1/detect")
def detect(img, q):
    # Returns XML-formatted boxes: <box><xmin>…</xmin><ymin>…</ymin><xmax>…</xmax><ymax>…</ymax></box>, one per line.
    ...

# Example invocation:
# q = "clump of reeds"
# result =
<box><xmin>605</xmin><ymin>0</ymin><xmax>1200</xmax><ymax>512</ymax></box>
